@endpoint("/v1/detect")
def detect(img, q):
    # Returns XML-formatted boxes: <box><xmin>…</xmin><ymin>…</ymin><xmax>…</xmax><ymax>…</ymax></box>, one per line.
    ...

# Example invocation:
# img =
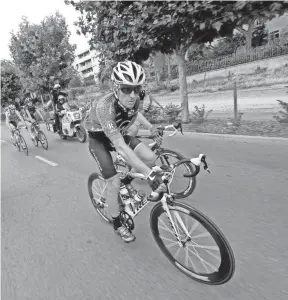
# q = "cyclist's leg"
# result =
<box><xmin>88</xmin><ymin>131</ymin><xmax>135</xmax><ymax>242</ymax></box>
<box><xmin>54</xmin><ymin>113</ymin><xmax>60</xmax><ymax>132</ymax></box>
<box><xmin>29</xmin><ymin>114</ymin><xmax>37</xmax><ymax>138</ymax></box>
<box><xmin>124</xmin><ymin>135</ymin><xmax>156</xmax><ymax>168</ymax></box>
<box><xmin>8</xmin><ymin>121</ymin><xmax>17</xmax><ymax>143</ymax></box>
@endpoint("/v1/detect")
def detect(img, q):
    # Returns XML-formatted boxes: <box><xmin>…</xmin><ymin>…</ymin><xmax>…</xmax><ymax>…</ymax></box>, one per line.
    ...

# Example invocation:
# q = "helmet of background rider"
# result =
<box><xmin>58</xmin><ymin>94</ymin><xmax>66</xmax><ymax>103</ymax></box>
<box><xmin>8</xmin><ymin>104</ymin><xmax>16</xmax><ymax>111</ymax></box>
<box><xmin>53</xmin><ymin>83</ymin><xmax>61</xmax><ymax>92</ymax></box>
<box><xmin>110</xmin><ymin>61</ymin><xmax>146</xmax><ymax>100</ymax></box>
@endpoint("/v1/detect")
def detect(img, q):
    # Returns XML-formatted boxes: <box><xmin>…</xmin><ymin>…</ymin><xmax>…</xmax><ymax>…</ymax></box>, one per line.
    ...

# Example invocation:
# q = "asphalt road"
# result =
<box><xmin>1</xmin><ymin>125</ymin><xmax>288</xmax><ymax>300</ymax></box>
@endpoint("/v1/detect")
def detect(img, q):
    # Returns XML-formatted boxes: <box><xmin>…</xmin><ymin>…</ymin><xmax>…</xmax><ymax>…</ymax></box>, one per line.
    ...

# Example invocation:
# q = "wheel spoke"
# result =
<box><xmin>184</xmin><ymin>247</ymin><xmax>197</xmax><ymax>271</ymax></box>
<box><xmin>186</xmin><ymin>245</ymin><xmax>218</xmax><ymax>273</ymax></box>
<box><xmin>191</xmin><ymin>231</ymin><xmax>210</xmax><ymax>239</ymax></box>
<box><xmin>188</xmin><ymin>220</ymin><xmax>199</xmax><ymax>236</ymax></box>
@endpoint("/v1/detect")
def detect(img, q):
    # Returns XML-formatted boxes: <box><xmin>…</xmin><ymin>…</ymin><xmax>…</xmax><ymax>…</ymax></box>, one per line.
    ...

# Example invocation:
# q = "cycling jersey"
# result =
<box><xmin>5</xmin><ymin>108</ymin><xmax>18</xmax><ymax>123</ymax></box>
<box><xmin>85</xmin><ymin>93</ymin><xmax>140</xmax><ymax>141</ymax></box>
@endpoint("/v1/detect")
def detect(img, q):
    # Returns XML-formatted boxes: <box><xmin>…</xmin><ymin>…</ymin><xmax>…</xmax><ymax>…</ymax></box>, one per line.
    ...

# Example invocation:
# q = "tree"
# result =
<box><xmin>1</xmin><ymin>60</ymin><xmax>22</xmax><ymax>107</ymax></box>
<box><xmin>67</xmin><ymin>0</ymin><xmax>288</xmax><ymax>122</ymax></box>
<box><xmin>252</xmin><ymin>24</ymin><xmax>269</xmax><ymax>47</ymax></box>
<box><xmin>9</xmin><ymin>12</ymin><xmax>77</xmax><ymax>95</ymax></box>
<box><xmin>235</xmin><ymin>2</ymin><xmax>286</xmax><ymax>49</ymax></box>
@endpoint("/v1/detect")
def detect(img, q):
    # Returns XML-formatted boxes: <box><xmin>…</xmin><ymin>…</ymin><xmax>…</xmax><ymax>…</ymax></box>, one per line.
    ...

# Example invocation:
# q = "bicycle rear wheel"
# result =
<box><xmin>150</xmin><ymin>201</ymin><xmax>235</xmax><ymax>285</ymax></box>
<box><xmin>38</xmin><ymin>130</ymin><xmax>48</xmax><ymax>150</ymax></box>
<box><xmin>155</xmin><ymin>149</ymin><xmax>196</xmax><ymax>199</ymax></box>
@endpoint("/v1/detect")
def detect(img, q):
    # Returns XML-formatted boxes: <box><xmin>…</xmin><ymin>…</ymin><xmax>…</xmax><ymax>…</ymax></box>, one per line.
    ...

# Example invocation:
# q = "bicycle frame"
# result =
<box><xmin>116</xmin><ymin>153</ymin><xmax>209</xmax><ymax>235</ymax></box>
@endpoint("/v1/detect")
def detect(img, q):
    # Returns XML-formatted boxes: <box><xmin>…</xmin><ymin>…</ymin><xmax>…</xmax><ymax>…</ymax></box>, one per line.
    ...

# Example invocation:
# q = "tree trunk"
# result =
<box><xmin>245</xmin><ymin>20</ymin><xmax>254</xmax><ymax>50</ymax></box>
<box><xmin>175</xmin><ymin>50</ymin><xmax>189</xmax><ymax>123</ymax></box>
<box><xmin>236</xmin><ymin>17</ymin><xmax>256</xmax><ymax>50</ymax></box>
<box><xmin>167</xmin><ymin>55</ymin><xmax>171</xmax><ymax>86</ymax></box>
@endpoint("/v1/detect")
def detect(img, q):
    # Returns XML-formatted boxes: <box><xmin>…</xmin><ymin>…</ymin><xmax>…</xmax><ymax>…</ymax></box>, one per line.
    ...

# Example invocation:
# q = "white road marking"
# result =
<box><xmin>0</xmin><ymin>140</ymin><xmax>7</xmax><ymax>143</ymax></box>
<box><xmin>35</xmin><ymin>156</ymin><xmax>58</xmax><ymax>167</ymax></box>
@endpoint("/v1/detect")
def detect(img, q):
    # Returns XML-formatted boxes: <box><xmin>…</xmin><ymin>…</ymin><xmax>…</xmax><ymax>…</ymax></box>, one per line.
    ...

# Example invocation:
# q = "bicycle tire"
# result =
<box><xmin>76</xmin><ymin>125</ymin><xmax>87</xmax><ymax>143</ymax></box>
<box><xmin>38</xmin><ymin>130</ymin><xmax>48</xmax><ymax>150</ymax></box>
<box><xmin>156</xmin><ymin>149</ymin><xmax>196</xmax><ymax>199</ymax></box>
<box><xmin>12</xmin><ymin>134</ymin><xmax>20</xmax><ymax>151</ymax></box>
<box><xmin>150</xmin><ymin>201</ymin><xmax>235</xmax><ymax>285</ymax></box>
<box><xmin>32</xmin><ymin>135</ymin><xmax>39</xmax><ymax>147</ymax></box>
<box><xmin>19</xmin><ymin>134</ymin><xmax>28</xmax><ymax>156</ymax></box>
<box><xmin>88</xmin><ymin>172</ymin><xmax>114</xmax><ymax>225</ymax></box>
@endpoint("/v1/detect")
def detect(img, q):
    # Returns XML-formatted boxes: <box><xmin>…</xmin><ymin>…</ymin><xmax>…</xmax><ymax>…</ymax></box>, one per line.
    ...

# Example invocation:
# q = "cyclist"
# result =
<box><xmin>85</xmin><ymin>60</ymin><xmax>165</xmax><ymax>243</ymax></box>
<box><xmin>5</xmin><ymin>103</ymin><xmax>27</xmax><ymax>145</ymax></box>
<box><xmin>55</xmin><ymin>94</ymin><xmax>68</xmax><ymax>133</ymax></box>
<box><xmin>45</xmin><ymin>84</ymin><xmax>67</xmax><ymax>132</ymax></box>
<box><xmin>23</xmin><ymin>96</ymin><xmax>44</xmax><ymax>141</ymax></box>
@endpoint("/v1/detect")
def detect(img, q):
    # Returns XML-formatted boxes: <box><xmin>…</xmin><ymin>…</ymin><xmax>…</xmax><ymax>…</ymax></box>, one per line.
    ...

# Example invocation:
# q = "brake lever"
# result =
<box><xmin>201</xmin><ymin>155</ymin><xmax>211</xmax><ymax>173</ymax></box>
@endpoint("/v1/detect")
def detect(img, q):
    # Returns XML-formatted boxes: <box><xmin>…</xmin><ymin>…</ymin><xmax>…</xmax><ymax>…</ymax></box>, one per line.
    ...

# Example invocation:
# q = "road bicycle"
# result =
<box><xmin>29</xmin><ymin>120</ymin><xmax>49</xmax><ymax>150</ymax></box>
<box><xmin>11</xmin><ymin>125</ymin><xmax>28</xmax><ymax>156</ymax></box>
<box><xmin>114</xmin><ymin>123</ymin><xmax>197</xmax><ymax>199</ymax></box>
<box><xmin>88</xmin><ymin>153</ymin><xmax>235</xmax><ymax>285</ymax></box>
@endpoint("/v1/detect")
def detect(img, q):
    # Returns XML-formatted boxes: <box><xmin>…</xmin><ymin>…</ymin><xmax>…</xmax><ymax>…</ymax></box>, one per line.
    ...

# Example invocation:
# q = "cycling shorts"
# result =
<box><xmin>88</xmin><ymin>131</ymin><xmax>142</xmax><ymax>179</ymax></box>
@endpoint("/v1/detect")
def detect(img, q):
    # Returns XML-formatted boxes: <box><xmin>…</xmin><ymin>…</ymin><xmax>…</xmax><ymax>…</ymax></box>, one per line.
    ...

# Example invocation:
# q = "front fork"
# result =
<box><xmin>161</xmin><ymin>197</ymin><xmax>191</xmax><ymax>245</ymax></box>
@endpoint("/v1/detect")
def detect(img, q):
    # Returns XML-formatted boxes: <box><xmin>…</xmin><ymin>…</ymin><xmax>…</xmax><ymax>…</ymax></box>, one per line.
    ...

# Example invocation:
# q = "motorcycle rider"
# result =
<box><xmin>55</xmin><ymin>95</ymin><xmax>68</xmax><ymax>134</ymax></box>
<box><xmin>45</xmin><ymin>84</ymin><xmax>67</xmax><ymax>133</ymax></box>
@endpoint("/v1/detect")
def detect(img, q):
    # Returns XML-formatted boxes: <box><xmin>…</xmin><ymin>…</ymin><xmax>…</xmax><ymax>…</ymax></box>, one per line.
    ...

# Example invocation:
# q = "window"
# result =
<box><xmin>270</xmin><ymin>30</ymin><xmax>280</xmax><ymax>39</ymax></box>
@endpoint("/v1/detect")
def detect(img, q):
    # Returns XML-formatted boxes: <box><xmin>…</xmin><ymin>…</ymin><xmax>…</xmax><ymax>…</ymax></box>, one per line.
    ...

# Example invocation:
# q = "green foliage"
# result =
<box><xmin>68</xmin><ymin>75</ymin><xmax>83</xmax><ymax>88</ymax></box>
<box><xmin>143</xmin><ymin>105</ymin><xmax>163</xmax><ymax>123</ymax></box>
<box><xmin>273</xmin><ymin>100</ymin><xmax>288</xmax><ymax>123</ymax></box>
<box><xmin>9</xmin><ymin>13</ymin><xmax>77</xmax><ymax>93</ymax></box>
<box><xmin>1</xmin><ymin>60</ymin><xmax>22</xmax><ymax>106</ymax></box>
<box><xmin>163</xmin><ymin>103</ymin><xmax>182</xmax><ymax>122</ymax></box>
<box><xmin>68</xmin><ymin>1</ymin><xmax>288</xmax><ymax>64</ymax></box>
<box><xmin>252</xmin><ymin>24</ymin><xmax>268</xmax><ymax>47</ymax></box>
<box><xmin>191</xmin><ymin>105</ymin><xmax>213</xmax><ymax>124</ymax></box>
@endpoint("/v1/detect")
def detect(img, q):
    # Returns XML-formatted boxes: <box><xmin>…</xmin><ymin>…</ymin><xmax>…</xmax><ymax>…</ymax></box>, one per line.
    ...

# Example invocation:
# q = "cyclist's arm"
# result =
<box><xmin>35</xmin><ymin>108</ymin><xmax>44</xmax><ymax>121</ymax></box>
<box><xmin>46</xmin><ymin>100</ymin><xmax>53</xmax><ymax>110</ymax></box>
<box><xmin>24</xmin><ymin>108</ymin><xmax>34</xmax><ymax>123</ymax></box>
<box><xmin>5</xmin><ymin>112</ymin><xmax>10</xmax><ymax>127</ymax></box>
<box><xmin>16</xmin><ymin>110</ymin><xmax>26</xmax><ymax>125</ymax></box>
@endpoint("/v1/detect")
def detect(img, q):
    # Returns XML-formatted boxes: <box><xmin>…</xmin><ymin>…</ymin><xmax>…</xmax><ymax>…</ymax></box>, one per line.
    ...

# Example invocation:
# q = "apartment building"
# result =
<box><xmin>74</xmin><ymin>48</ymin><xmax>99</xmax><ymax>82</ymax></box>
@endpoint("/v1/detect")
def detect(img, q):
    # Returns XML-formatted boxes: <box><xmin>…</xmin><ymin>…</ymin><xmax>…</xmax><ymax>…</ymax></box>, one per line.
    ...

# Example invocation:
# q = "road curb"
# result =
<box><xmin>138</xmin><ymin>129</ymin><xmax>288</xmax><ymax>143</ymax></box>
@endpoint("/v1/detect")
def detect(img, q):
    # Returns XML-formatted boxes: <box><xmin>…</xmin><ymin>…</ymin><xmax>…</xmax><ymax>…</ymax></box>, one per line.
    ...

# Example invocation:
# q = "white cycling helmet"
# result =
<box><xmin>54</xmin><ymin>83</ymin><xmax>61</xmax><ymax>89</ymax></box>
<box><xmin>111</xmin><ymin>61</ymin><xmax>145</xmax><ymax>86</ymax></box>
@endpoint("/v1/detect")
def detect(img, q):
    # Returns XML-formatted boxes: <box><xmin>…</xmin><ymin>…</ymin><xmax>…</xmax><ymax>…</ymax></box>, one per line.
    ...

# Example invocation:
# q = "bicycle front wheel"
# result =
<box><xmin>150</xmin><ymin>201</ymin><xmax>235</xmax><ymax>285</ymax></box>
<box><xmin>38</xmin><ymin>130</ymin><xmax>48</xmax><ymax>150</ymax></box>
<box><xmin>155</xmin><ymin>149</ymin><xmax>196</xmax><ymax>199</ymax></box>
<box><xmin>19</xmin><ymin>134</ymin><xmax>28</xmax><ymax>156</ymax></box>
<box><xmin>88</xmin><ymin>172</ymin><xmax>114</xmax><ymax>224</ymax></box>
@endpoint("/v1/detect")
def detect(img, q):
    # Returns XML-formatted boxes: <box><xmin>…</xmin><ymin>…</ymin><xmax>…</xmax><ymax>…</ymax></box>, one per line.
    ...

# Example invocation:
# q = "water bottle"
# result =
<box><xmin>134</xmin><ymin>190</ymin><xmax>146</xmax><ymax>202</ymax></box>
<box><xmin>120</xmin><ymin>185</ymin><xmax>135</xmax><ymax>215</ymax></box>
<box><xmin>119</xmin><ymin>185</ymin><xmax>129</xmax><ymax>198</ymax></box>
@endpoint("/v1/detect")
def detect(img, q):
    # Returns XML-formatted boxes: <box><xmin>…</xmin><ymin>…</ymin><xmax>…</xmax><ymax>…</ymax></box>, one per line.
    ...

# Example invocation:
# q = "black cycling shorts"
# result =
<box><xmin>88</xmin><ymin>131</ymin><xmax>142</xmax><ymax>179</ymax></box>
<box><xmin>9</xmin><ymin>121</ymin><xmax>18</xmax><ymax>128</ymax></box>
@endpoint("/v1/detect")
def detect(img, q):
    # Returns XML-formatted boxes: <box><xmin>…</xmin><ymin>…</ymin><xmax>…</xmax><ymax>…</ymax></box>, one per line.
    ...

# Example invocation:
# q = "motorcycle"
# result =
<box><xmin>46</xmin><ymin>103</ymin><xmax>87</xmax><ymax>143</ymax></box>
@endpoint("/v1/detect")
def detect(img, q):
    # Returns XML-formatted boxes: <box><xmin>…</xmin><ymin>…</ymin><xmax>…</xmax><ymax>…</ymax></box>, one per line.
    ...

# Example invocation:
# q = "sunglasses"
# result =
<box><xmin>120</xmin><ymin>86</ymin><xmax>142</xmax><ymax>95</ymax></box>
